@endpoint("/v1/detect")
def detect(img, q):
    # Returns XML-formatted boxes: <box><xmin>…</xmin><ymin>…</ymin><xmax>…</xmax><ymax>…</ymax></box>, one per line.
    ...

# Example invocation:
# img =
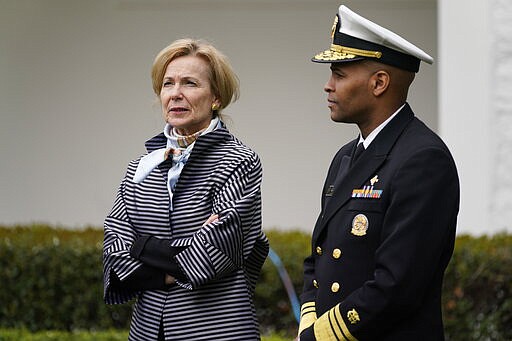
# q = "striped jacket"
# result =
<box><xmin>103</xmin><ymin>125</ymin><xmax>269</xmax><ymax>340</ymax></box>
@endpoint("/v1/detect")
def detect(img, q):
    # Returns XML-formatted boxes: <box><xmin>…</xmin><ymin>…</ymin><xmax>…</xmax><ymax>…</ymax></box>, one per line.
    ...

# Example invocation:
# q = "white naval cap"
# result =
<box><xmin>312</xmin><ymin>5</ymin><xmax>434</xmax><ymax>72</ymax></box>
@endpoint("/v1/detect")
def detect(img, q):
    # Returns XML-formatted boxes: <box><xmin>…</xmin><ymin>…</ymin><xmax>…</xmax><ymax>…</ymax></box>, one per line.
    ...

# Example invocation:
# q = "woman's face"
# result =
<box><xmin>160</xmin><ymin>55</ymin><xmax>219</xmax><ymax>136</ymax></box>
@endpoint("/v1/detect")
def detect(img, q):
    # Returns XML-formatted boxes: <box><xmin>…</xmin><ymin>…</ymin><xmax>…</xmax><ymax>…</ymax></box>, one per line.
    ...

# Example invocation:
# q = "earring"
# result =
<box><xmin>212</xmin><ymin>103</ymin><xmax>219</xmax><ymax>111</ymax></box>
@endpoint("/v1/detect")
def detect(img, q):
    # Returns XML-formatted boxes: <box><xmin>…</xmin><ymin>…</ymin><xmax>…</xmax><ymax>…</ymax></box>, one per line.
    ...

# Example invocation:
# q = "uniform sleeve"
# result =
<box><xmin>310</xmin><ymin>147</ymin><xmax>459</xmax><ymax>340</ymax></box>
<box><xmin>299</xmin><ymin>150</ymin><xmax>346</xmax><ymax>337</ymax></box>
<box><xmin>174</xmin><ymin>152</ymin><xmax>267</xmax><ymax>290</ymax></box>
<box><xmin>103</xmin><ymin>178</ymin><xmax>144</xmax><ymax>304</ymax></box>
<box><xmin>299</xmin><ymin>253</ymin><xmax>318</xmax><ymax>335</ymax></box>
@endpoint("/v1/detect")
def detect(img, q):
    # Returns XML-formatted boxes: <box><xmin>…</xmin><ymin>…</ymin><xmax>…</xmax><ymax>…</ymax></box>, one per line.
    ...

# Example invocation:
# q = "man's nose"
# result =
<box><xmin>324</xmin><ymin>79</ymin><xmax>334</xmax><ymax>93</ymax></box>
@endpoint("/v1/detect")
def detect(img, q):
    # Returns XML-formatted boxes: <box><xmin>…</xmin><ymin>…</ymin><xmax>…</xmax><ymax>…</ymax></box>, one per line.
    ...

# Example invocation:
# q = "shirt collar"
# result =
<box><xmin>358</xmin><ymin>103</ymin><xmax>405</xmax><ymax>148</ymax></box>
<box><xmin>164</xmin><ymin>117</ymin><xmax>220</xmax><ymax>149</ymax></box>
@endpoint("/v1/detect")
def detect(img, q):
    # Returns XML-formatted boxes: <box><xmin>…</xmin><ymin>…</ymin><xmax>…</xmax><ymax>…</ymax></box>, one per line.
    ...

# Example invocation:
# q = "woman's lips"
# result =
<box><xmin>168</xmin><ymin>107</ymin><xmax>189</xmax><ymax>113</ymax></box>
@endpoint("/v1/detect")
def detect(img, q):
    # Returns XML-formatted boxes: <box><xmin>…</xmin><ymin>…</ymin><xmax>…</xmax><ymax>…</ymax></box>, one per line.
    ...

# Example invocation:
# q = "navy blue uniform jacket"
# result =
<box><xmin>299</xmin><ymin>104</ymin><xmax>460</xmax><ymax>341</ymax></box>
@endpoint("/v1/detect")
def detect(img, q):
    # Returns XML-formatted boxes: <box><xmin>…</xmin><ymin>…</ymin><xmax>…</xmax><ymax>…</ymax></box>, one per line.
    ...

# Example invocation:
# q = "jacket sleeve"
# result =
<box><xmin>174</xmin><ymin>152</ymin><xmax>268</xmax><ymax>290</ymax></box>
<box><xmin>110</xmin><ymin>264</ymin><xmax>168</xmax><ymax>292</ymax></box>
<box><xmin>309</xmin><ymin>147</ymin><xmax>459</xmax><ymax>340</ymax></box>
<box><xmin>103</xmin><ymin>177</ymin><xmax>145</xmax><ymax>304</ymax></box>
<box><xmin>130</xmin><ymin>235</ymin><xmax>187</xmax><ymax>280</ymax></box>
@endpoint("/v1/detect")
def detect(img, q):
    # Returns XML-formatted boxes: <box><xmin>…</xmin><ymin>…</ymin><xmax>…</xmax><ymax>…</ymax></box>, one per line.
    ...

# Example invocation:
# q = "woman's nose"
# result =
<box><xmin>169</xmin><ymin>85</ymin><xmax>183</xmax><ymax>99</ymax></box>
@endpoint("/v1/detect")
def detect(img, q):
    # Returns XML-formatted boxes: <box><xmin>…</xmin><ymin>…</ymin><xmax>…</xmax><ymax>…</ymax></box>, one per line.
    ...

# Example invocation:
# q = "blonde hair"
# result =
<box><xmin>151</xmin><ymin>38</ymin><xmax>240</xmax><ymax>119</ymax></box>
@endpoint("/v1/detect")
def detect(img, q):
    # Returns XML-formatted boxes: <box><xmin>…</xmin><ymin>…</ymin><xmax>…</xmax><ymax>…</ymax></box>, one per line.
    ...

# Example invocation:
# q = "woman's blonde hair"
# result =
<box><xmin>151</xmin><ymin>38</ymin><xmax>240</xmax><ymax>119</ymax></box>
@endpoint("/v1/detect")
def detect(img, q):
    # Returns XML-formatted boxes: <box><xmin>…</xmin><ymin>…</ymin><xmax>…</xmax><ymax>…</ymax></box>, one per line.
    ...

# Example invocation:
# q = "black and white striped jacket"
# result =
<box><xmin>103</xmin><ymin>125</ymin><xmax>269</xmax><ymax>340</ymax></box>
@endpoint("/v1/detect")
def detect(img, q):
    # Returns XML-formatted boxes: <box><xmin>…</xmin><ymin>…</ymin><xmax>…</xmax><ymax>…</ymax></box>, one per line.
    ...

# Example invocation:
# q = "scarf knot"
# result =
<box><xmin>167</xmin><ymin>148</ymin><xmax>191</xmax><ymax>192</ymax></box>
<box><xmin>132</xmin><ymin>118</ymin><xmax>221</xmax><ymax>210</ymax></box>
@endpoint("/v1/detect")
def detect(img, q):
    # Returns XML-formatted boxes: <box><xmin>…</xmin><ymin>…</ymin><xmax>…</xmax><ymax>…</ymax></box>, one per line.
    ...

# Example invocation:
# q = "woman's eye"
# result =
<box><xmin>163</xmin><ymin>81</ymin><xmax>174</xmax><ymax>87</ymax></box>
<box><xmin>186</xmin><ymin>81</ymin><xmax>197</xmax><ymax>86</ymax></box>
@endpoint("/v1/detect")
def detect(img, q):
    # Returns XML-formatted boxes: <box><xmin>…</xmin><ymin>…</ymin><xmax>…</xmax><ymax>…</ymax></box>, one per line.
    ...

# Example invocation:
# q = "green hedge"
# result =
<box><xmin>0</xmin><ymin>225</ymin><xmax>511</xmax><ymax>340</ymax></box>
<box><xmin>0</xmin><ymin>329</ymin><xmax>128</xmax><ymax>341</ymax></box>
<box><xmin>255</xmin><ymin>230</ymin><xmax>310</xmax><ymax>335</ymax></box>
<box><xmin>442</xmin><ymin>234</ymin><xmax>512</xmax><ymax>341</ymax></box>
<box><xmin>0</xmin><ymin>225</ymin><xmax>131</xmax><ymax>331</ymax></box>
<box><xmin>0</xmin><ymin>329</ymin><xmax>287</xmax><ymax>341</ymax></box>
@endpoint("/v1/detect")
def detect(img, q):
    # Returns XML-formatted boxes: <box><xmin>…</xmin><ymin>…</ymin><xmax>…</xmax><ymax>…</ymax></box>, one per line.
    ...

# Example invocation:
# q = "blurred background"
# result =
<box><xmin>3</xmin><ymin>0</ymin><xmax>505</xmax><ymax>236</ymax></box>
<box><xmin>1</xmin><ymin>1</ymin><xmax>511</xmax><ymax>340</ymax></box>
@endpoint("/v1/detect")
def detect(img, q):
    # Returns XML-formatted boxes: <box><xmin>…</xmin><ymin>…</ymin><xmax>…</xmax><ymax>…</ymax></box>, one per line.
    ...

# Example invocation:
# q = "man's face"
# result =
<box><xmin>324</xmin><ymin>61</ymin><xmax>373</xmax><ymax>124</ymax></box>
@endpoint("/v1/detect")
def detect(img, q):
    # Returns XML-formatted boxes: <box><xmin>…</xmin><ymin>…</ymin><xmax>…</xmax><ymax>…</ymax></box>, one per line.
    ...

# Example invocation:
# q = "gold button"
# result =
<box><xmin>313</xmin><ymin>279</ymin><xmax>318</xmax><ymax>288</ymax></box>
<box><xmin>316</xmin><ymin>246</ymin><xmax>323</xmax><ymax>255</ymax></box>
<box><xmin>332</xmin><ymin>248</ymin><xmax>342</xmax><ymax>259</ymax></box>
<box><xmin>331</xmin><ymin>282</ymin><xmax>340</xmax><ymax>293</ymax></box>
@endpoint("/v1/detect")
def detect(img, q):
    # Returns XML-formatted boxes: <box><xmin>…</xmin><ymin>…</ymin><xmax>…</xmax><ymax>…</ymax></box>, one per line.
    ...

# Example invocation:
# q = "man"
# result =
<box><xmin>298</xmin><ymin>5</ymin><xmax>459</xmax><ymax>341</ymax></box>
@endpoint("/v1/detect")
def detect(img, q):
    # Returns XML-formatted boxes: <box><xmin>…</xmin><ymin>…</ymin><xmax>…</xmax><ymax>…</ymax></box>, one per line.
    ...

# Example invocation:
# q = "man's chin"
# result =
<box><xmin>330</xmin><ymin>113</ymin><xmax>345</xmax><ymax>123</ymax></box>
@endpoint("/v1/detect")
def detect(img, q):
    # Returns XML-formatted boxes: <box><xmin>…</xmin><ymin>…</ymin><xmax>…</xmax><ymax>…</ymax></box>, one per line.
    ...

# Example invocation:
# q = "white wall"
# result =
<box><xmin>489</xmin><ymin>0</ymin><xmax>512</xmax><ymax>234</ymax></box>
<box><xmin>439</xmin><ymin>0</ymin><xmax>493</xmax><ymax>235</ymax></box>
<box><xmin>1</xmin><ymin>0</ymin><xmax>439</xmax><ymax>232</ymax></box>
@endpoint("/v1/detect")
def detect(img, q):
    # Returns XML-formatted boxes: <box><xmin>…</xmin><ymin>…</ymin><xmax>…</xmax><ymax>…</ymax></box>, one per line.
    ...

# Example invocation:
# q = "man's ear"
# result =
<box><xmin>370</xmin><ymin>70</ymin><xmax>390</xmax><ymax>97</ymax></box>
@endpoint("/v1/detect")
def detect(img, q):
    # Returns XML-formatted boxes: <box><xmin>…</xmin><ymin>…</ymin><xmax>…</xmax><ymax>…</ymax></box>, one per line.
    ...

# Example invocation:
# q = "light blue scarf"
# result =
<box><xmin>132</xmin><ymin>118</ymin><xmax>220</xmax><ymax>209</ymax></box>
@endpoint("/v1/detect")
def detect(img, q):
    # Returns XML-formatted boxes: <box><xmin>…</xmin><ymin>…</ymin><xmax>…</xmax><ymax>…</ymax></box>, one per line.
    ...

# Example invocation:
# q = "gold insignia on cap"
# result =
<box><xmin>331</xmin><ymin>44</ymin><xmax>382</xmax><ymax>59</ymax></box>
<box><xmin>330</xmin><ymin>15</ymin><xmax>338</xmax><ymax>39</ymax></box>
<box><xmin>347</xmin><ymin>309</ymin><xmax>360</xmax><ymax>324</ymax></box>
<box><xmin>351</xmin><ymin>214</ymin><xmax>368</xmax><ymax>236</ymax></box>
<box><xmin>313</xmin><ymin>49</ymin><xmax>357</xmax><ymax>62</ymax></box>
<box><xmin>313</xmin><ymin>44</ymin><xmax>383</xmax><ymax>62</ymax></box>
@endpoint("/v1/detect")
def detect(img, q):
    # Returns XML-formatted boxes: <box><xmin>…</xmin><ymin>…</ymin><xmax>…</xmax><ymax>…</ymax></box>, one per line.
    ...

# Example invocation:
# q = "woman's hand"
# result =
<box><xmin>165</xmin><ymin>274</ymin><xmax>176</xmax><ymax>285</ymax></box>
<box><xmin>202</xmin><ymin>213</ymin><xmax>219</xmax><ymax>226</ymax></box>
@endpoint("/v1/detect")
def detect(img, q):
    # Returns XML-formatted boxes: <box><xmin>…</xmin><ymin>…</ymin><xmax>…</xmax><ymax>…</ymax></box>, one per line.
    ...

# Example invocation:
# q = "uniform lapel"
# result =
<box><xmin>313</xmin><ymin>104</ymin><xmax>415</xmax><ymax>243</ymax></box>
<box><xmin>333</xmin><ymin>155</ymin><xmax>352</xmax><ymax>189</ymax></box>
<box><xmin>321</xmin><ymin>139</ymin><xmax>355</xmax><ymax>203</ymax></box>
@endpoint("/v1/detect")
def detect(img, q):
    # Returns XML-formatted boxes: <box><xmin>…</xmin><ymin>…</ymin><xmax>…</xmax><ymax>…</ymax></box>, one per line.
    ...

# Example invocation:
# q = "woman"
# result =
<box><xmin>103</xmin><ymin>38</ymin><xmax>269</xmax><ymax>340</ymax></box>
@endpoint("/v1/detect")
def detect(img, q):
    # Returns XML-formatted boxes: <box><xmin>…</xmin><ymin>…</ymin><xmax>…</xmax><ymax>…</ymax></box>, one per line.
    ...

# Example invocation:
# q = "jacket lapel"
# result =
<box><xmin>143</xmin><ymin>133</ymin><xmax>169</xmax><ymax>183</ymax></box>
<box><xmin>313</xmin><ymin>104</ymin><xmax>415</xmax><ymax>243</ymax></box>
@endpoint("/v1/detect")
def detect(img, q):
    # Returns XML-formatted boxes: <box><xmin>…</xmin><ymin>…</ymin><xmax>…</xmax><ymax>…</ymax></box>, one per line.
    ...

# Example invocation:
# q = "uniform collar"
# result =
<box><xmin>358</xmin><ymin>103</ymin><xmax>405</xmax><ymax>149</ymax></box>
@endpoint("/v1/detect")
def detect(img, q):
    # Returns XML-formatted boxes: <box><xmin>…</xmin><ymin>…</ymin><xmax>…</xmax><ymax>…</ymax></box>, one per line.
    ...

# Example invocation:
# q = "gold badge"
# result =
<box><xmin>351</xmin><ymin>214</ymin><xmax>368</xmax><ymax>236</ymax></box>
<box><xmin>347</xmin><ymin>309</ymin><xmax>360</xmax><ymax>324</ymax></box>
<box><xmin>370</xmin><ymin>175</ymin><xmax>379</xmax><ymax>186</ymax></box>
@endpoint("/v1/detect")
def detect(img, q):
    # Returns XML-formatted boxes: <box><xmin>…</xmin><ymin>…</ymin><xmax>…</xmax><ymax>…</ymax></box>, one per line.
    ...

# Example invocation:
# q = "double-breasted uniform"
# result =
<box><xmin>299</xmin><ymin>104</ymin><xmax>459</xmax><ymax>340</ymax></box>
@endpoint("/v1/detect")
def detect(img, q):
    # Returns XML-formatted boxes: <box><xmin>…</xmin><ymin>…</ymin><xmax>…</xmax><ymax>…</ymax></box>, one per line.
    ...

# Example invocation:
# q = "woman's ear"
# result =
<box><xmin>212</xmin><ymin>98</ymin><xmax>221</xmax><ymax>111</ymax></box>
<box><xmin>371</xmin><ymin>70</ymin><xmax>390</xmax><ymax>97</ymax></box>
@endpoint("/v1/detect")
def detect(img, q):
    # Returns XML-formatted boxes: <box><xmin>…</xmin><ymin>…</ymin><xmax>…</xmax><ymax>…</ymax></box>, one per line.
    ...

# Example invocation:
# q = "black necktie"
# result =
<box><xmin>351</xmin><ymin>143</ymin><xmax>365</xmax><ymax>166</ymax></box>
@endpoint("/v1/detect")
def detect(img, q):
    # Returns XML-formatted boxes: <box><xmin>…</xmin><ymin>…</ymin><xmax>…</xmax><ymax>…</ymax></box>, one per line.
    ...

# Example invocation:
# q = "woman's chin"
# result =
<box><xmin>165</xmin><ymin>116</ymin><xmax>186</xmax><ymax>127</ymax></box>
